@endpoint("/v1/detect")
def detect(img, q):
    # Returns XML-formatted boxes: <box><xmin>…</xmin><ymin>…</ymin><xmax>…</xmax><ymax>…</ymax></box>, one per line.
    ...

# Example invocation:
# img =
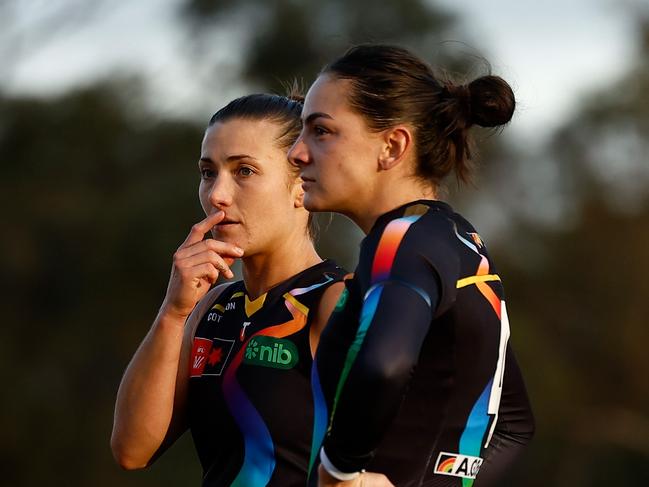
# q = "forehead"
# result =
<box><xmin>201</xmin><ymin>118</ymin><xmax>281</xmax><ymax>158</ymax></box>
<box><xmin>303</xmin><ymin>74</ymin><xmax>356</xmax><ymax>121</ymax></box>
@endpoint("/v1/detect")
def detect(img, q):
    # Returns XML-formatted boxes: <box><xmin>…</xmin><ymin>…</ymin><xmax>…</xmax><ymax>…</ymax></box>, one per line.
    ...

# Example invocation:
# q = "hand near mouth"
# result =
<box><xmin>161</xmin><ymin>211</ymin><xmax>244</xmax><ymax>319</ymax></box>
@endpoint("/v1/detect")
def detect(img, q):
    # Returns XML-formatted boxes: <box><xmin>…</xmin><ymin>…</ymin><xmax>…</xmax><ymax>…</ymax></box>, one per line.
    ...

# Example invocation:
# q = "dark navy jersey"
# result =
<box><xmin>311</xmin><ymin>201</ymin><xmax>534</xmax><ymax>487</ymax></box>
<box><xmin>188</xmin><ymin>260</ymin><xmax>346</xmax><ymax>487</ymax></box>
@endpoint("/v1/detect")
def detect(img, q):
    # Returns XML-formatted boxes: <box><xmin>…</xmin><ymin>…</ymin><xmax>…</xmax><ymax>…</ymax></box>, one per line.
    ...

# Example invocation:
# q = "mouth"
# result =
<box><xmin>213</xmin><ymin>217</ymin><xmax>240</xmax><ymax>230</ymax></box>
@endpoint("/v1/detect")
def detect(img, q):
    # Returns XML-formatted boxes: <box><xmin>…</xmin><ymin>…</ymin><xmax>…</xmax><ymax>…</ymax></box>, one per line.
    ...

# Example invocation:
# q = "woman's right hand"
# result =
<box><xmin>161</xmin><ymin>211</ymin><xmax>244</xmax><ymax>320</ymax></box>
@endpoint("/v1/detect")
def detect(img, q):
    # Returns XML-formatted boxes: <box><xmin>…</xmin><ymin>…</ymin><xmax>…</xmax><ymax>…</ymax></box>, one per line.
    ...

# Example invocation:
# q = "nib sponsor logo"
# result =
<box><xmin>434</xmin><ymin>452</ymin><xmax>483</xmax><ymax>480</ymax></box>
<box><xmin>243</xmin><ymin>336</ymin><xmax>298</xmax><ymax>369</ymax></box>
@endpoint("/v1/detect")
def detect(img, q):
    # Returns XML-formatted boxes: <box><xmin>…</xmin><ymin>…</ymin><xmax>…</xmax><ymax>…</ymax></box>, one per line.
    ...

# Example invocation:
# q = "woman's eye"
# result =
<box><xmin>200</xmin><ymin>168</ymin><xmax>215</xmax><ymax>179</ymax></box>
<box><xmin>314</xmin><ymin>126</ymin><xmax>328</xmax><ymax>136</ymax></box>
<box><xmin>237</xmin><ymin>166</ymin><xmax>254</xmax><ymax>177</ymax></box>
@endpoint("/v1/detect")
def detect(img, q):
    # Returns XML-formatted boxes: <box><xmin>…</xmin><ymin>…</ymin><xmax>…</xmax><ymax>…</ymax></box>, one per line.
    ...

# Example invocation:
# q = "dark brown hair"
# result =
<box><xmin>323</xmin><ymin>44</ymin><xmax>515</xmax><ymax>184</ymax></box>
<box><xmin>207</xmin><ymin>92</ymin><xmax>318</xmax><ymax>239</ymax></box>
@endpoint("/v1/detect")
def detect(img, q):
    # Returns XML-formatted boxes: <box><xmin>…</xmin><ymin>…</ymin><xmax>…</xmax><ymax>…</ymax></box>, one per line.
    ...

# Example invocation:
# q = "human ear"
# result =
<box><xmin>378</xmin><ymin>126</ymin><xmax>412</xmax><ymax>170</ymax></box>
<box><xmin>293</xmin><ymin>183</ymin><xmax>305</xmax><ymax>209</ymax></box>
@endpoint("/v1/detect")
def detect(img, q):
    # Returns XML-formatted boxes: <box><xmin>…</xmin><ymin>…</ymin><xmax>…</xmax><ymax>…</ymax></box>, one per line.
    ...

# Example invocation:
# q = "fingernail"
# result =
<box><xmin>235</xmin><ymin>247</ymin><xmax>244</xmax><ymax>255</ymax></box>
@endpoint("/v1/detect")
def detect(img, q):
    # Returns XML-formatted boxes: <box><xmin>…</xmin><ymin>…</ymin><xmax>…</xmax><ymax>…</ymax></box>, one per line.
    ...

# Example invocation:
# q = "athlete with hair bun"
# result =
<box><xmin>111</xmin><ymin>93</ymin><xmax>349</xmax><ymax>486</ymax></box>
<box><xmin>289</xmin><ymin>44</ymin><xmax>535</xmax><ymax>487</ymax></box>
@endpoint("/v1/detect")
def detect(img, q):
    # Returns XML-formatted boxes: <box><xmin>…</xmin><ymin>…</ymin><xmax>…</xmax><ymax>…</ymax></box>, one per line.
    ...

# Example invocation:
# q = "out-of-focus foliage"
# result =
<box><xmin>0</xmin><ymin>79</ymin><xmax>205</xmax><ymax>486</ymax></box>
<box><xmin>180</xmin><ymin>0</ymin><xmax>461</xmax><ymax>92</ymax></box>
<box><xmin>489</xmin><ymin>18</ymin><xmax>649</xmax><ymax>487</ymax></box>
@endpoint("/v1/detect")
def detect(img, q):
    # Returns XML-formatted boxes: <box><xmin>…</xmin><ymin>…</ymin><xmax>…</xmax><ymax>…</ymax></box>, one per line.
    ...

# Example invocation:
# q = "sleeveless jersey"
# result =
<box><xmin>188</xmin><ymin>259</ymin><xmax>346</xmax><ymax>487</ymax></box>
<box><xmin>311</xmin><ymin>201</ymin><xmax>534</xmax><ymax>487</ymax></box>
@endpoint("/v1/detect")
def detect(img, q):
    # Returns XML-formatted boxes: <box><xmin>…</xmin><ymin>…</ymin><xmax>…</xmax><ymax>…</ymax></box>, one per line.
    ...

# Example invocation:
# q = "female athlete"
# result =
<box><xmin>288</xmin><ymin>45</ymin><xmax>535</xmax><ymax>487</ymax></box>
<box><xmin>111</xmin><ymin>94</ymin><xmax>352</xmax><ymax>486</ymax></box>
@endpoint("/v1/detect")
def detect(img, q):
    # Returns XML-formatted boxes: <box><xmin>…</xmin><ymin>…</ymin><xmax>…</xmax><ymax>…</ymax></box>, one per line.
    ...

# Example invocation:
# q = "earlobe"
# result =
<box><xmin>294</xmin><ymin>186</ymin><xmax>305</xmax><ymax>209</ymax></box>
<box><xmin>379</xmin><ymin>126</ymin><xmax>411</xmax><ymax>170</ymax></box>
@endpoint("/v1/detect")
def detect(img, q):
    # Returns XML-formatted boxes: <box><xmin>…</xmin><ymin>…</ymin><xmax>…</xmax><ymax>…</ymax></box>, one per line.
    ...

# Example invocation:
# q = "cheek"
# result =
<box><xmin>198</xmin><ymin>184</ymin><xmax>210</xmax><ymax>212</ymax></box>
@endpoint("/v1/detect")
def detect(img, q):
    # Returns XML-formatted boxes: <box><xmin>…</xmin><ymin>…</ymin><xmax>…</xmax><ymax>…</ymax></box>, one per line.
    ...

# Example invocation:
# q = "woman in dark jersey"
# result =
<box><xmin>288</xmin><ymin>45</ymin><xmax>535</xmax><ymax>487</ymax></box>
<box><xmin>111</xmin><ymin>94</ymin><xmax>347</xmax><ymax>486</ymax></box>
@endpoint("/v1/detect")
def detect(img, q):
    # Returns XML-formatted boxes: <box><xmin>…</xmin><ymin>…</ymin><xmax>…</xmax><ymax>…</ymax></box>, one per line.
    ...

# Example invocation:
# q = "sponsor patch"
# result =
<box><xmin>243</xmin><ymin>336</ymin><xmax>298</xmax><ymax>369</ymax></box>
<box><xmin>433</xmin><ymin>452</ymin><xmax>483</xmax><ymax>479</ymax></box>
<box><xmin>190</xmin><ymin>337</ymin><xmax>235</xmax><ymax>377</ymax></box>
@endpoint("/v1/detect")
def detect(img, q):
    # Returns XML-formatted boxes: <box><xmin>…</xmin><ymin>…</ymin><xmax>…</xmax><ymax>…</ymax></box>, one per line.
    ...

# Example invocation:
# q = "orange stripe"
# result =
<box><xmin>258</xmin><ymin>295</ymin><xmax>308</xmax><ymax>339</ymax></box>
<box><xmin>476</xmin><ymin>281</ymin><xmax>501</xmax><ymax>319</ymax></box>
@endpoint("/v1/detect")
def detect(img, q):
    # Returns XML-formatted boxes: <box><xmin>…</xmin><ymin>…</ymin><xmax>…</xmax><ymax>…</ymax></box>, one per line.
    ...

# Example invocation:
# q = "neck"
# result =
<box><xmin>349</xmin><ymin>176</ymin><xmax>437</xmax><ymax>234</ymax></box>
<box><xmin>241</xmin><ymin>232</ymin><xmax>321</xmax><ymax>299</ymax></box>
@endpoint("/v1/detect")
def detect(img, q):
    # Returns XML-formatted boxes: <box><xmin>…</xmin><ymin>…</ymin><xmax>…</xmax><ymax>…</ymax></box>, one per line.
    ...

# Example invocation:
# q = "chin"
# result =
<box><xmin>303</xmin><ymin>192</ymin><xmax>332</xmax><ymax>213</ymax></box>
<box><xmin>210</xmin><ymin>229</ymin><xmax>241</xmax><ymax>247</ymax></box>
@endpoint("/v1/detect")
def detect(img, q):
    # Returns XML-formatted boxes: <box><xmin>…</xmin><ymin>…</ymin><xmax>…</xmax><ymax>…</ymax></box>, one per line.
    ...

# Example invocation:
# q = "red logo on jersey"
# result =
<box><xmin>190</xmin><ymin>337</ymin><xmax>236</xmax><ymax>377</ymax></box>
<box><xmin>208</xmin><ymin>347</ymin><xmax>223</xmax><ymax>366</ymax></box>
<box><xmin>191</xmin><ymin>338</ymin><xmax>213</xmax><ymax>377</ymax></box>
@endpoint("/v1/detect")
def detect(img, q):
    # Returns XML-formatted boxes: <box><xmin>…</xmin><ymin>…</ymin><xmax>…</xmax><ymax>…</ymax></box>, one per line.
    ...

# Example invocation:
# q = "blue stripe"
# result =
<box><xmin>309</xmin><ymin>358</ymin><xmax>328</xmax><ymax>477</ymax></box>
<box><xmin>459</xmin><ymin>379</ymin><xmax>493</xmax><ymax>457</ymax></box>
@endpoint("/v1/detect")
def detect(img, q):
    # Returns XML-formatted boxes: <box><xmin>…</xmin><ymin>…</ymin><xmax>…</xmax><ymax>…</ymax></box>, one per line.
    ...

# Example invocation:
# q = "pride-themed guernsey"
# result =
<box><xmin>188</xmin><ymin>260</ymin><xmax>346</xmax><ymax>487</ymax></box>
<box><xmin>312</xmin><ymin>201</ymin><xmax>534</xmax><ymax>487</ymax></box>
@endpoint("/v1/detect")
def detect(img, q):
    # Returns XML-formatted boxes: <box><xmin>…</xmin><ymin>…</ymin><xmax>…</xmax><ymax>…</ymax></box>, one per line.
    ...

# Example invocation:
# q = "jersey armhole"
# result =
<box><xmin>185</xmin><ymin>281</ymin><xmax>239</xmax><ymax>342</ymax></box>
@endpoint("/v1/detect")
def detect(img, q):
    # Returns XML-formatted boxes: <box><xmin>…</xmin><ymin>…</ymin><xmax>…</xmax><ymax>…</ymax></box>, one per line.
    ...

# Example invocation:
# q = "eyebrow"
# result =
<box><xmin>199</xmin><ymin>154</ymin><xmax>258</xmax><ymax>164</ymax></box>
<box><xmin>303</xmin><ymin>112</ymin><xmax>334</xmax><ymax>125</ymax></box>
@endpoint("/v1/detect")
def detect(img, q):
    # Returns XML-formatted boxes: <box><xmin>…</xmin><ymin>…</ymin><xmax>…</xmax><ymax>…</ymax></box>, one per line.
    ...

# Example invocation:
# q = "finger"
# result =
<box><xmin>176</xmin><ymin>238</ymin><xmax>244</xmax><ymax>260</ymax></box>
<box><xmin>180</xmin><ymin>211</ymin><xmax>225</xmax><ymax>247</ymax></box>
<box><xmin>194</xmin><ymin>263</ymin><xmax>220</xmax><ymax>285</ymax></box>
<box><xmin>359</xmin><ymin>473</ymin><xmax>394</xmax><ymax>487</ymax></box>
<box><xmin>181</xmin><ymin>250</ymin><xmax>234</xmax><ymax>279</ymax></box>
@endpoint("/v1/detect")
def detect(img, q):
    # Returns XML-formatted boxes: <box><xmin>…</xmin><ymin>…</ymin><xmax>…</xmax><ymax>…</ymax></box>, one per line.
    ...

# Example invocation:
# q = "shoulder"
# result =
<box><xmin>309</xmin><ymin>280</ymin><xmax>347</xmax><ymax>356</ymax></box>
<box><xmin>317</xmin><ymin>280</ymin><xmax>346</xmax><ymax>315</ymax></box>
<box><xmin>184</xmin><ymin>281</ymin><xmax>241</xmax><ymax>340</ymax></box>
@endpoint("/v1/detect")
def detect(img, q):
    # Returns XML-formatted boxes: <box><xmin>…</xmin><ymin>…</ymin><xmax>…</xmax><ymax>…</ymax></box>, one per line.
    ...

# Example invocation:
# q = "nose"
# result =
<box><xmin>288</xmin><ymin>134</ymin><xmax>310</xmax><ymax>167</ymax></box>
<box><xmin>208</xmin><ymin>174</ymin><xmax>234</xmax><ymax>209</ymax></box>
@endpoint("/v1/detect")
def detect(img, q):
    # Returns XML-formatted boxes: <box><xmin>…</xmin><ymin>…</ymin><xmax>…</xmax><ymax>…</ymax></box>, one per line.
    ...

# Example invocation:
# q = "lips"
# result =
<box><xmin>213</xmin><ymin>216</ymin><xmax>239</xmax><ymax>230</ymax></box>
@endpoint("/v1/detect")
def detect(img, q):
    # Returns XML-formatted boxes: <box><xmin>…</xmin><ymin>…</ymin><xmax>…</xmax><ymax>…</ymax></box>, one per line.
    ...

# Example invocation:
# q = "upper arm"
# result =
<box><xmin>152</xmin><ymin>282</ymin><xmax>231</xmax><ymax>458</ymax></box>
<box><xmin>381</xmin><ymin>214</ymin><xmax>459</xmax><ymax>317</ymax></box>
<box><xmin>309</xmin><ymin>281</ymin><xmax>346</xmax><ymax>357</ymax></box>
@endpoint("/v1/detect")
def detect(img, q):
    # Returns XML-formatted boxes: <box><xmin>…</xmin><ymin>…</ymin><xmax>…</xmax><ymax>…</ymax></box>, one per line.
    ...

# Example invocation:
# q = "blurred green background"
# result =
<box><xmin>2</xmin><ymin>1</ymin><xmax>648</xmax><ymax>485</ymax></box>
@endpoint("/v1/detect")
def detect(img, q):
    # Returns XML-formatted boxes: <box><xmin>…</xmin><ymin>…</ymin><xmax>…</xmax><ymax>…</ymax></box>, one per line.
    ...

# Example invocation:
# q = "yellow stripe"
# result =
<box><xmin>211</xmin><ymin>303</ymin><xmax>225</xmax><ymax>312</ymax></box>
<box><xmin>283</xmin><ymin>293</ymin><xmax>309</xmax><ymax>316</ymax></box>
<box><xmin>456</xmin><ymin>274</ymin><xmax>501</xmax><ymax>289</ymax></box>
<box><xmin>404</xmin><ymin>204</ymin><xmax>430</xmax><ymax>217</ymax></box>
<box><xmin>245</xmin><ymin>293</ymin><xmax>267</xmax><ymax>317</ymax></box>
<box><xmin>231</xmin><ymin>291</ymin><xmax>244</xmax><ymax>298</ymax></box>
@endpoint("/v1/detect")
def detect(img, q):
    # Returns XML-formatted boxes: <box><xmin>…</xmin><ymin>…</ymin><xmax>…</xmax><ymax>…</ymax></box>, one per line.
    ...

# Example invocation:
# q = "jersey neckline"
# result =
<box><xmin>370</xmin><ymin>199</ymin><xmax>453</xmax><ymax>234</ymax></box>
<box><xmin>240</xmin><ymin>258</ymin><xmax>338</xmax><ymax>305</ymax></box>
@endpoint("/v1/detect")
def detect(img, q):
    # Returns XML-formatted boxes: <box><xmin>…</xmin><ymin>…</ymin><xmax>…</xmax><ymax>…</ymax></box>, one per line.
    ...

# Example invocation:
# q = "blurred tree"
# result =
<box><xmin>490</xmin><ymin>15</ymin><xmax>649</xmax><ymax>487</ymax></box>
<box><xmin>180</xmin><ymin>0</ymin><xmax>461</xmax><ymax>91</ymax></box>
<box><xmin>0</xmin><ymin>79</ymin><xmax>204</xmax><ymax>486</ymax></box>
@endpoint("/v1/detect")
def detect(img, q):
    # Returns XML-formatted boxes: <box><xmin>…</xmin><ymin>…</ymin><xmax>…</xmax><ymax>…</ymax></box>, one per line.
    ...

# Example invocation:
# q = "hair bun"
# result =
<box><xmin>288</xmin><ymin>93</ymin><xmax>305</xmax><ymax>104</ymax></box>
<box><xmin>284</xmin><ymin>78</ymin><xmax>305</xmax><ymax>104</ymax></box>
<box><xmin>467</xmin><ymin>75</ymin><xmax>515</xmax><ymax>128</ymax></box>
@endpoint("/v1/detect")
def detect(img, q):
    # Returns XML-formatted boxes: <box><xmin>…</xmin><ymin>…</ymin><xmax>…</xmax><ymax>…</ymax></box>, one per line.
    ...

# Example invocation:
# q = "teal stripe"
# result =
<box><xmin>328</xmin><ymin>284</ymin><xmax>383</xmax><ymax>427</ymax></box>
